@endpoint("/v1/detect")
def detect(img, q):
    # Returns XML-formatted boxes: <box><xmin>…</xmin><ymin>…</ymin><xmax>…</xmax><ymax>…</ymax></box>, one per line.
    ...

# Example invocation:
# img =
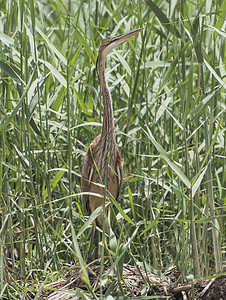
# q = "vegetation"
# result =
<box><xmin>0</xmin><ymin>0</ymin><xmax>225</xmax><ymax>298</ymax></box>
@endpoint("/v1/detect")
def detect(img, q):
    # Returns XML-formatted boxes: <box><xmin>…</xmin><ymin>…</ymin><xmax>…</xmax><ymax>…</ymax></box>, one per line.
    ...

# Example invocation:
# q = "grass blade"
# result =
<box><xmin>144</xmin><ymin>126</ymin><xmax>191</xmax><ymax>188</ymax></box>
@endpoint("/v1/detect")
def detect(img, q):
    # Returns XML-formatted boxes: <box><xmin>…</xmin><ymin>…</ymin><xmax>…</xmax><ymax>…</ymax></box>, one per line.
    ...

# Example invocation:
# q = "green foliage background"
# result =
<box><xmin>0</xmin><ymin>0</ymin><xmax>225</xmax><ymax>298</ymax></box>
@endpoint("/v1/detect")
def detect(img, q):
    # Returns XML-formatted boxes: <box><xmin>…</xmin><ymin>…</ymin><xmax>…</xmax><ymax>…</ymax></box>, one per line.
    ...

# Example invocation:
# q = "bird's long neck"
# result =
<box><xmin>99</xmin><ymin>56</ymin><xmax>116</xmax><ymax>144</ymax></box>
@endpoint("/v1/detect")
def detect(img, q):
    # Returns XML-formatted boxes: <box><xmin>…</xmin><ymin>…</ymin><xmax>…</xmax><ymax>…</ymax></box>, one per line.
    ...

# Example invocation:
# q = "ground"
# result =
<box><xmin>41</xmin><ymin>261</ymin><xmax>226</xmax><ymax>299</ymax></box>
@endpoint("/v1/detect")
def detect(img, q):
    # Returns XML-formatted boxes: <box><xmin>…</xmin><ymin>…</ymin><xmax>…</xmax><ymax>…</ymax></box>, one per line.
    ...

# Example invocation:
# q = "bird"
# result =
<box><xmin>81</xmin><ymin>28</ymin><xmax>143</xmax><ymax>263</ymax></box>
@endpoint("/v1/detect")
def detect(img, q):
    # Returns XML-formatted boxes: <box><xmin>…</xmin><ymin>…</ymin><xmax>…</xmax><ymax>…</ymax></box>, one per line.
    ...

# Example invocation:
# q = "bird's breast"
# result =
<box><xmin>92</xmin><ymin>137</ymin><xmax>118</xmax><ymax>180</ymax></box>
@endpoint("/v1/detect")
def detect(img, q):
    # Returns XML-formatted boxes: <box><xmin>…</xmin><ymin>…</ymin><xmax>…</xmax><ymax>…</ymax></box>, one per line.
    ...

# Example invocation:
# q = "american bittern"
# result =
<box><xmin>82</xmin><ymin>28</ymin><xmax>143</xmax><ymax>263</ymax></box>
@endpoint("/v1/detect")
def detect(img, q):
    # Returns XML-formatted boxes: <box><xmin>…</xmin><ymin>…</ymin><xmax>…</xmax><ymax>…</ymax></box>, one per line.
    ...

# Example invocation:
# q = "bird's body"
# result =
<box><xmin>81</xmin><ymin>28</ymin><xmax>143</xmax><ymax>262</ymax></box>
<box><xmin>81</xmin><ymin>133</ymin><xmax>123</xmax><ymax>227</ymax></box>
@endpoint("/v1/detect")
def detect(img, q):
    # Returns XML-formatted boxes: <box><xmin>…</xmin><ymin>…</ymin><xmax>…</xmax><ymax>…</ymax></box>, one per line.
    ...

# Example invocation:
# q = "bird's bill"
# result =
<box><xmin>97</xmin><ymin>28</ymin><xmax>144</xmax><ymax>64</ymax></box>
<box><xmin>112</xmin><ymin>28</ymin><xmax>144</xmax><ymax>45</ymax></box>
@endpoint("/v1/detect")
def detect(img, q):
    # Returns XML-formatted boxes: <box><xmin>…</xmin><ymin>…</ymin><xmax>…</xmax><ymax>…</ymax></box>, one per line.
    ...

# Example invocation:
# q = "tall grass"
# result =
<box><xmin>0</xmin><ymin>0</ymin><xmax>225</xmax><ymax>298</ymax></box>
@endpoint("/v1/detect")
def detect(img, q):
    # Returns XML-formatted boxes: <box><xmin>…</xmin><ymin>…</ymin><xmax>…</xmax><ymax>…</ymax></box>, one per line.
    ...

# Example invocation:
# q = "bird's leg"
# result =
<box><xmin>87</xmin><ymin>220</ymin><xmax>96</xmax><ymax>264</ymax></box>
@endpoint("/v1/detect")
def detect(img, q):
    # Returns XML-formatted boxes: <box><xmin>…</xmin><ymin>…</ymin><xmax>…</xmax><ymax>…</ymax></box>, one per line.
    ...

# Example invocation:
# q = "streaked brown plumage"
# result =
<box><xmin>81</xmin><ymin>28</ymin><xmax>143</xmax><ymax>262</ymax></box>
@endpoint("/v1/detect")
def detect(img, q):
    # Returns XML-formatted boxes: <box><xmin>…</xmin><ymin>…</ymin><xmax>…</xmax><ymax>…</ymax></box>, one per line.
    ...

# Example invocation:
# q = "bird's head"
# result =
<box><xmin>97</xmin><ymin>28</ymin><xmax>144</xmax><ymax>65</ymax></box>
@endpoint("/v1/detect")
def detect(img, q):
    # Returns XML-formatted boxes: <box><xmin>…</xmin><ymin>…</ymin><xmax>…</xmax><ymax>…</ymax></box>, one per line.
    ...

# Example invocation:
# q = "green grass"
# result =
<box><xmin>0</xmin><ymin>0</ymin><xmax>226</xmax><ymax>298</ymax></box>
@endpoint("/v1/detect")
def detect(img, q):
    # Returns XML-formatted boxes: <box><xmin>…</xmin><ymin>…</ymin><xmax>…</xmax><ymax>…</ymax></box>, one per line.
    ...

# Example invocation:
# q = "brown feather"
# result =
<box><xmin>81</xmin><ymin>135</ymin><xmax>123</xmax><ymax>227</ymax></box>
